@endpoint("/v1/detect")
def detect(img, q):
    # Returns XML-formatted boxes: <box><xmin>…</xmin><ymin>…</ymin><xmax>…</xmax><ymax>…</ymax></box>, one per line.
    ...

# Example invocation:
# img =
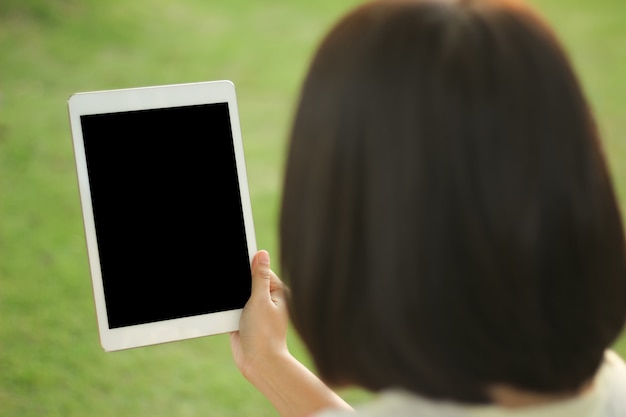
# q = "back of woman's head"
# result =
<box><xmin>280</xmin><ymin>0</ymin><xmax>626</xmax><ymax>403</ymax></box>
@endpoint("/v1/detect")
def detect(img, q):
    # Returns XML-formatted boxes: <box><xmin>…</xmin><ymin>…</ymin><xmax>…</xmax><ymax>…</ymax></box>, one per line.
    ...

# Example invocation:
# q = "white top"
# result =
<box><xmin>315</xmin><ymin>350</ymin><xmax>626</xmax><ymax>417</ymax></box>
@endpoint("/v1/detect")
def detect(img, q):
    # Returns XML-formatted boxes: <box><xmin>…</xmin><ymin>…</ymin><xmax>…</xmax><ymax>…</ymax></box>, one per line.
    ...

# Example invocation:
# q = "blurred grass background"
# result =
<box><xmin>1</xmin><ymin>0</ymin><xmax>625</xmax><ymax>416</ymax></box>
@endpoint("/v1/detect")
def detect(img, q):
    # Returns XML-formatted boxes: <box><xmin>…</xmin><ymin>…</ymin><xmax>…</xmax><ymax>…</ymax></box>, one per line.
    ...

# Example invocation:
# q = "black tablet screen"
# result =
<box><xmin>80</xmin><ymin>103</ymin><xmax>251</xmax><ymax>329</ymax></box>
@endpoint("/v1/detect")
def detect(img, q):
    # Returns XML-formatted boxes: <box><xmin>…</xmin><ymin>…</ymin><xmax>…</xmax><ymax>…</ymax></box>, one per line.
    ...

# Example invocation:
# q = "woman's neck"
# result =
<box><xmin>487</xmin><ymin>381</ymin><xmax>593</xmax><ymax>408</ymax></box>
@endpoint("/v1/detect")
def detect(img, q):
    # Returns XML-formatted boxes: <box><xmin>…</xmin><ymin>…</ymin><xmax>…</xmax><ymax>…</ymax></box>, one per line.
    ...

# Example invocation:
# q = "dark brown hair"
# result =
<box><xmin>280</xmin><ymin>0</ymin><xmax>626</xmax><ymax>403</ymax></box>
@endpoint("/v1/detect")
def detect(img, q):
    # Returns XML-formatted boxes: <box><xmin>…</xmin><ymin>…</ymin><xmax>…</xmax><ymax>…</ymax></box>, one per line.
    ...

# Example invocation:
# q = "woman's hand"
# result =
<box><xmin>230</xmin><ymin>250</ymin><xmax>354</xmax><ymax>417</ymax></box>
<box><xmin>230</xmin><ymin>250</ymin><xmax>290</xmax><ymax>380</ymax></box>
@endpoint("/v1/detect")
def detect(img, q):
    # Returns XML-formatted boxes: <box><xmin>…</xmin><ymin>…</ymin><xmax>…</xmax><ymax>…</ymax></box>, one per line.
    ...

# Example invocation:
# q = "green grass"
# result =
<box><xmin>1</xmin><ymin>0</ymin><xmax>625</xmax><ymax>416</ymax></box>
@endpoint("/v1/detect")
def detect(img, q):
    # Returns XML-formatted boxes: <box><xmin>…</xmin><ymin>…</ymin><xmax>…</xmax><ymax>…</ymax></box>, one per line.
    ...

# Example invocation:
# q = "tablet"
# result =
<box><xmin>67</xmin><ymin>80</ymin><xmax>256</xmax><ymax>351</ymax></box>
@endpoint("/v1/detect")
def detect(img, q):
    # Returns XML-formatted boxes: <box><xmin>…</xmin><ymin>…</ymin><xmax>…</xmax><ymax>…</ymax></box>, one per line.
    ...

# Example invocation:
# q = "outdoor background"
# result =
<box><xmin>1</xmin><ymin>0</ymin><xmax>625</xmax><ymax>416</ymax></box>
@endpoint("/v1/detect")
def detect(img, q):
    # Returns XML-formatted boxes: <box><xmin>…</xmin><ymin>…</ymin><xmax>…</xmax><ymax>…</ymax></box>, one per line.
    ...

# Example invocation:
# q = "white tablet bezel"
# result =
<box><xmin>67</xmin><ymin>80</ymin><xmax>256</xmax><ymax>352</ymax></box>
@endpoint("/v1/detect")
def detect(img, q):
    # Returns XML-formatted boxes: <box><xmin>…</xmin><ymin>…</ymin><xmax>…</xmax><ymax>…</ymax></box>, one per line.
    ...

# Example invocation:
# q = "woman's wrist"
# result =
<box><xmin>241</xmin><ymin>345</ymin><xmax>293</xmax><ymax>385</ymax></box>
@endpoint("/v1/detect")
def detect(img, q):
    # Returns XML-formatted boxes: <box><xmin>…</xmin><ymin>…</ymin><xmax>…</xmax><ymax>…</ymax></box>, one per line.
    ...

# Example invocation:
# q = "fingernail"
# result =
<box><xmin>258</xmin><ymin>250</ymin><xmax>270</xmax><ymax>266</ymax></box>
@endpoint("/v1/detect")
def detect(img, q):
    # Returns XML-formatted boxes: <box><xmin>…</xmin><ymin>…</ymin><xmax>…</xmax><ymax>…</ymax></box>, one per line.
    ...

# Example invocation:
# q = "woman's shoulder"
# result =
<box><xmin>600</xmin><ymin>349</ymin><xmax>626</xmax><ymax>416</ymax></box>
<box><xmin>313</xmin><ymin>350</ymin><xmax>626</xmax><ymax>417</ymax></box>
<box><xmin>314</xmin><ymin>390</ymin><xmax>468</xmax><ymax>417</ymax></box>
<box><xmin>602</xmin><ymin>349</ymin><xmax>626</xmax><ymax>377</ymax></box>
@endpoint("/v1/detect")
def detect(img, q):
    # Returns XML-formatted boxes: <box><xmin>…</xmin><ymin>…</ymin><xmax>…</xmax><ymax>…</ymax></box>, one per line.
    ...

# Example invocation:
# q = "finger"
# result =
<box><xmin>268</xmin><ymin>270</ymin><xmax>287</xmax><ymax>305</ymax></box>
<box><xmin>229</xmin><ymin>331</ymin><xmax>239</xmax><ymax>348</ymax></box>
<box><xmin>250</xmin><ymin>250</ymin><xmax>272</xmax><ymax>297</ymax></box>
<box><xmin>268</xmin><ymin>269</ymin><xmax>284</xmax><ymax>292</ymax></box>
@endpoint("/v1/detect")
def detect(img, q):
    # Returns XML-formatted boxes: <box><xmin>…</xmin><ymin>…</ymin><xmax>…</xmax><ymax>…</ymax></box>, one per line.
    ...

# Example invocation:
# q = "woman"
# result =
<box><xmin>230</xmin><ymin>0</ymin><xmax>626</xmax><ymax>416</ymax></box>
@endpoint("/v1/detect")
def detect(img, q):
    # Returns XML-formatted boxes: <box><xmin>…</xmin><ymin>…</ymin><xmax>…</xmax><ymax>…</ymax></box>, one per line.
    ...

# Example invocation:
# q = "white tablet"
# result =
<box><xmin>67</xmin><ymin>80</ymin><xmax>256</xmax><ymax>351</ymax></box>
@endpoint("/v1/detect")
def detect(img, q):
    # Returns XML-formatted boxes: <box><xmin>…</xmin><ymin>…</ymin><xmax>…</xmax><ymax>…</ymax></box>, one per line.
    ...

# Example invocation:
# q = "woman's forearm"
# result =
<box><xmin>244</xmin><ymin>351</ymin><xmax>354</xmax><ymax>417</ymax></box>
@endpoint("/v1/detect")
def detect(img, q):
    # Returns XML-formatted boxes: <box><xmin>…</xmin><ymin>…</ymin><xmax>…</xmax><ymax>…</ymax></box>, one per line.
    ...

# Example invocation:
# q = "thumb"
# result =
<box><xmin>250</xmin><ymin>250</ymin><xmax>271</xmax><ymax>297</ymax></box>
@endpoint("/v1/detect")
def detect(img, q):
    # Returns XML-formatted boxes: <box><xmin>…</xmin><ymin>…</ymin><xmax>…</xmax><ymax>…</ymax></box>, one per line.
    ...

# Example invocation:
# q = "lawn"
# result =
<box><xmin>1</xmin><ymin>0</ymin><xmax>625</xmax><ymax>416</ymax></box>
